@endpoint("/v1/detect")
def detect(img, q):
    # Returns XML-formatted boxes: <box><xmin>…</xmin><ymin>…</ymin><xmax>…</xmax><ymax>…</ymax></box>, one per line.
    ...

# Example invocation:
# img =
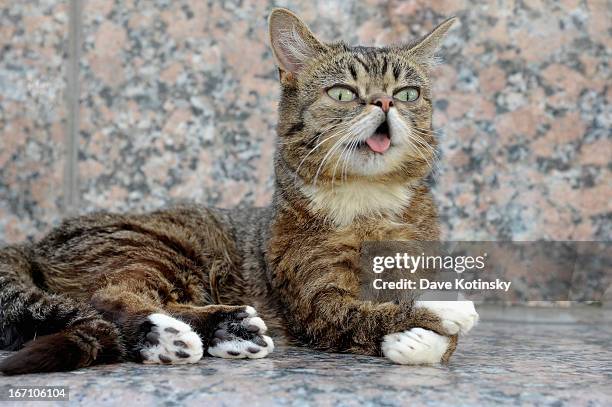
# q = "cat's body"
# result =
<box><xmin>0</xmin><ymin>9</ymin><xmax>478</xmax><ymax>375</ymax></box>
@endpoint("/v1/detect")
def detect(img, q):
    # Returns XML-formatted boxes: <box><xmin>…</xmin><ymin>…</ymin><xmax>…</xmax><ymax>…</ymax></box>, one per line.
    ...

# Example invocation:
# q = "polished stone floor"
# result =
<box><xmin>0</xmin><ymin>307</ymin><xmax>610</xmax><ymax>406</ymax></box>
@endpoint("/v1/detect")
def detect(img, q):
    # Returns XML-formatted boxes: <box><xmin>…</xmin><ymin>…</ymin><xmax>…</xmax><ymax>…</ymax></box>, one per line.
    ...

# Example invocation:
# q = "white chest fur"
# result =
<box><xmin>301</xmin><ymin>181</ymin><xmax>413</xmax><ymax>227</ymax></box>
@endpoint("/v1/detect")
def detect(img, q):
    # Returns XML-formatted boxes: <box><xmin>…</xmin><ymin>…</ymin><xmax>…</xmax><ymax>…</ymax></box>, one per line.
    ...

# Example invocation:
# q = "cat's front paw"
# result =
<box><xmin>140</xmin><ymin>313</ymin><xmax>203</xmax><ymax>364</ymax></box>
<box><xmin>207</xmin><ymin>306</ymin><xmax>274</xmax><ymax>359</ymax></box>
<box><xmin>415</xmin><ymin>300</ymin><xmax>479</xmax><ymax>335</ymax></box>
<box><xmin>382</xmin><ymin>328</ymin><xmax>450</xmax><ymax>365</ymax></box>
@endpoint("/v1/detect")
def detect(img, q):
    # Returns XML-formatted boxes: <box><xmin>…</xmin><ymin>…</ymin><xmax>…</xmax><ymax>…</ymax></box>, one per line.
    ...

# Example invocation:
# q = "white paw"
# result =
<box><xmin>207</xmin><ymin>306</ymin><xmax>274</xmax><ymax>359</ymax></box>
<box><xmin>207</xmin><ymin>335</ymin><xmax>275</xmax><ymax>359</ymax></box>
<box><xmin>382</xmin><ymin>328</ymin><xmax>450</xmax><ymax>365</ymax></box>
<box><xmin>140</xmin><ymin>313</ymin><xmax>203</xmax><ymax>364</ymax></box>
<box><xmin>415</xmin><ymin>300</ymin><xmax>479</xmax><ymax>335</ymax></box>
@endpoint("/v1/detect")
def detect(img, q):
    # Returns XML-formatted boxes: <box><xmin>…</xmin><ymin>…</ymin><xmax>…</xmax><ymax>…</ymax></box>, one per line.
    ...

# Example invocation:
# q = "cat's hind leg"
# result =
<box><xmin>168</xmin><ymin>304</ymin><xmax>274</xmax><ymax>359</ymax></box>
<box><xmin>138</xmin><ymin>313</ymin><xmax>203</xmax><ymax>364</ymax></box>
<box><xmin>91</xmin><ymin>285</ymin><xmax>204</xmax><ymax>365</ymax></box>
<box><xmin>207</xmin><ymin>306</ymin><xmax>274</xmax><ymax>359</ymax></box>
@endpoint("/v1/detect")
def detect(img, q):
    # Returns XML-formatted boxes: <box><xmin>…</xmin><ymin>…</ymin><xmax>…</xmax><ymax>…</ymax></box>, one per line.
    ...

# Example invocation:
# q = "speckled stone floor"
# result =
<box><xmin>0</xmin><ymin>307</ymin><xmax>610</xmax><ymax>406</ymax></box>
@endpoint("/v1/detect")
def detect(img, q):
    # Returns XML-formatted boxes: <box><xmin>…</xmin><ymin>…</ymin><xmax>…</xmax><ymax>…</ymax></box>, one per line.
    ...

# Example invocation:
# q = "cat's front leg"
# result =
<box><xmin>382</xmin><ymin>329</ymin><xmax>457</xmax><ymax>365</ymax></box>
<box><xmin>279</xmin><ymin>276</ymin><xmax>477</xmax><ymax>363</ymax></box>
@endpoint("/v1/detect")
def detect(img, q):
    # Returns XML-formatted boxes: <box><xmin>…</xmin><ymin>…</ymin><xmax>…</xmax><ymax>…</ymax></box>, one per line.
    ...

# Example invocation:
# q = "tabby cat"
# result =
<box><xmin>0</xmin><ymin>8</ymin><xmax>478</xmax><ymax>375</ymax></box>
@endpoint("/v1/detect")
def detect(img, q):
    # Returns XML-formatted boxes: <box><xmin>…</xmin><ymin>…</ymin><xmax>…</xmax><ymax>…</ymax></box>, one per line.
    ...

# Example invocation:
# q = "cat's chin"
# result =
<box><xmin>344</xmin><ymin>143</ymin><xmax>411</xmax><ymax>177</ymax></box>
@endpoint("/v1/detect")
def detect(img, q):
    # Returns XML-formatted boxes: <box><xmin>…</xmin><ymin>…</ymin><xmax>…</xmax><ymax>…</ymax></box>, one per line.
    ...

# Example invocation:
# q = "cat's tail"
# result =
<box><xmin>0</xmin><ymin>245</ymin><xmax>125</xmax><ymax>375</ymax></box>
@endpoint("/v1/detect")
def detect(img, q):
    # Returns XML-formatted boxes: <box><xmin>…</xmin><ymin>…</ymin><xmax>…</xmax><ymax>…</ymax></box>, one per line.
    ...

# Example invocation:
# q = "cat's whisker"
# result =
<box><xmin>335</xmin><ymin>132</ymin><xmax>365</xmax><ymax>188</ymax></box>
<box><xmin>406</xmin><ymin>130</ymin><xmax>435</xmax><ymax>152</ymax></box>
<box><xmin>332</xmin><ymin>117</ymin><xmax>378</xmax><ymax>187</ymax></box>
<box><xmin>313</xmin><ymin>121</ymin><xmax>365</xmax><ymax>187</ymax></box>
<box><xmin>401</xmin><ymin>123</ymin><xmax>437</xmax><ymax>150</ymax></box>
<box><xmin>398</xmin><ymin>122</ymin><xmax>438</xmax><ymax>170</ymax></box>
<box><xmin>410</xmin><ymin>130</ymin><xmax>440</xmax><ymax>140</ymax></box>
<box><xmin>331</xmin><ymin>138</ymin><xmax>353</xmax><ymax>191</ymax></box>
<box><xmin>279</xmin><ymin>125</ymin><xmax>335</xmax><ymax>147</ymax></box>
<box><xmin>414</xmin><ymin>127</ymin><xmax>445</xmax><ymax>137</ymax></box>
<box><xmin>294</xmin><ymin>130</ymin><xmax>345</xmax><ymax>178</ymax></box>
<box><xmin>409</xmin><ymin>140</ymin><xmax>433</xmax><ymax>169</ymax></box>
<box><xmin>409</xmin><ymin>125</ymin><xmax>440</xmax><ymax>138</ymax></box>
<box><xmin>342</xmin><ymin>136</ymin><xmax>361</xmax><ymax>185</ymax></box>
<box><xmin>312</xmin><ymin>113</ymin><xmax>377</xmax><ymax>187</ymax></box>
<box><xmin>291</xmin><ymin>120</ymin><xmax>356</xmax><ymax>180</ymax></box>
<box><xmin>339</xmin><ymin>138</ymin><xmax>355</xmax><ymax>185</ymax></box>
<box><xmin>278</xmin><ymin>121</ymin><xmax>347</xmax><ymax>147</ymax></box>
<box><xmin>315</xmin><ymin>129</ymin><xmax>356</xmax><ymax>187</ymax></box>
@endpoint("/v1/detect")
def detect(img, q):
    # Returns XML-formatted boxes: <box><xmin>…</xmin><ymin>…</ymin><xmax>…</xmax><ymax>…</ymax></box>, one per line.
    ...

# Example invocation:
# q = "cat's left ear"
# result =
<box><xmin>268</xmin><ymin>8</ymin><xmax>327</xmax><ymax>82</ymax></box>
<box><xmin>403</xmin><ymin>17</ymin><xmax>457</xmax><ymax>66</ymax></box>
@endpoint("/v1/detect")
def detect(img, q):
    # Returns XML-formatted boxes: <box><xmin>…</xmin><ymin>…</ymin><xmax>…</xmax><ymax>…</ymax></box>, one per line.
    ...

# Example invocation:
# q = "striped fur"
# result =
<box><xmin>0</xmin><ymin>9</ymin><xmax>460</xmax><ymax>374</ymax></box>
<box><xmin>0</xmin><ymin>246</ymin><xmax>124</xmax><ymax>373</ymax></box>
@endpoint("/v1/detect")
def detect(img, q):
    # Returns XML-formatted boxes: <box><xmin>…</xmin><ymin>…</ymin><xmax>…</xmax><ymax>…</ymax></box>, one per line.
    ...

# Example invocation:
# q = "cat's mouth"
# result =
<box><xmin>359</xmin><ymin>121</ymin><xmax>391</xmax><ymax>154</ymax></box>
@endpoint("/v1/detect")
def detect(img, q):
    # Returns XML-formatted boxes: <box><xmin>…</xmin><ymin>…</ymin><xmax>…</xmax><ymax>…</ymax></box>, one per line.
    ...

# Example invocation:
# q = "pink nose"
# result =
<box><xmin>370</xmin><ymin>95</ymin><xmax>394</xmax><ymax>113</ymax></box>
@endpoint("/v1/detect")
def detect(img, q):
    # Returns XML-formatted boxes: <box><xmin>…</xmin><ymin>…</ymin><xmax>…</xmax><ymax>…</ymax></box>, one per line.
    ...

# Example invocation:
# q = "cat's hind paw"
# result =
<box><xmin>207</xmin><ymin>306</ymin><xmax>274</xmax><ymax>359</ymax></box>
<box><xmin>382</xmin><ymin>328</ymin><xmax>450</xmax><ymax>365</ymax></box>
<box><xmin>140</xmin><ymin>313</ymin><xmax>203</xmax><ymax>364</ymax></box>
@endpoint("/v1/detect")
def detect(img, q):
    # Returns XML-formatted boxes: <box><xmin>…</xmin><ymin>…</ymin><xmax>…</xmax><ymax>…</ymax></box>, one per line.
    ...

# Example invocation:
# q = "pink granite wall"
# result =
<box><xmin>1</xmin><ymin>0</ymin><xmax>610</xmax><ymax>244</ymax></box>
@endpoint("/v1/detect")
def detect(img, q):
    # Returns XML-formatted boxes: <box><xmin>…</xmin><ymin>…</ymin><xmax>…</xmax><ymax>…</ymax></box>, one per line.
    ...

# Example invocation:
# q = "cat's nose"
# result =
<box><xmin>370</xmin><ymin>95</ymin><xmax>394</xmax><ymax>113</ymax></box>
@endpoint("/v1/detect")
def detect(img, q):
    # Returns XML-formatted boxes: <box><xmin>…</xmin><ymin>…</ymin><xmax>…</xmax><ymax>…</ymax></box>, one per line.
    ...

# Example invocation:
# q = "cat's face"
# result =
<box><xmin>269</xmin><ymin>9</ymin><xmax>455</xmax><ymax>185</ymax></box>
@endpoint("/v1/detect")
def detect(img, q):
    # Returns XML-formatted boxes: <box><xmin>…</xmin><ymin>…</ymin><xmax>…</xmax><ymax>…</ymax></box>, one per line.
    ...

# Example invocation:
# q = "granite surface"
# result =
<box><xmin>0</xmin><ymin>0</ymin><xmax>68</xmax><ymax>243</ymax></box>
<box><xmin>0</xmin><ymin>307</ymin><xmax>610</xmax><ymax>406</ymax></box>
<box><xmin>0</xmin><ymin>5</ymin><xmax>610</xmax><ymax>404</ymax></box>
<box><xmin>0</xmin><ymin>0</ymin><xmax>610</xmax><ymax>245</ymax></box>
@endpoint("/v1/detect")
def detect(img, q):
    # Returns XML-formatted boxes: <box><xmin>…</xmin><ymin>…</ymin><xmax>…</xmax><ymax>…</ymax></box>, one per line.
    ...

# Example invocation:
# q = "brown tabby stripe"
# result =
<box><xmin>0</xmin><ymin>10</ymin><xmax>460</xmax><ymax>374</ymax></box>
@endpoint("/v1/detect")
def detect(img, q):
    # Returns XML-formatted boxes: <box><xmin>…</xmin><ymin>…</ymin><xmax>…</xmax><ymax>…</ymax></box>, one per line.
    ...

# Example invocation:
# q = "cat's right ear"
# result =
<box><xmin>268</xmin><ymin>8</ymin><xmax>326</xmax><ymax>82</ymax></box>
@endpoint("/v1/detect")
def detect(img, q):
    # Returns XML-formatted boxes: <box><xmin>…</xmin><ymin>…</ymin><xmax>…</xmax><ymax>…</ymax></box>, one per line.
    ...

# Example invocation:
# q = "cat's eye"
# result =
<box><xmin>394</xmin><ymin>87</ymin><xmax>420</xmax><ymax>102</ymax></box>
<box><xmin>327</xmin><ymin>86</ymin><xmax>356</xmax><ymax>102</ymax></box>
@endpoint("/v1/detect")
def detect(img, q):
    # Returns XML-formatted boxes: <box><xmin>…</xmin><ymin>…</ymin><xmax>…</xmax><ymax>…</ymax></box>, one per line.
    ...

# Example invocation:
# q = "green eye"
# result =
<box><xmin>327</xmin><ymin>86</ymin><xmax>356</xmax><ymax>102</ymax></box>
<box><xmin>394</xmin><ymin>87</ymin><xmax>420</xmax><ymax>102</ymax></box>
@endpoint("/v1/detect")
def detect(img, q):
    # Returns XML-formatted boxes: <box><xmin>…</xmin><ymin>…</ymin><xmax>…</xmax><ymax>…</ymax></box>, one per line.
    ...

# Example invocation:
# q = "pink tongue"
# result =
<box><xmin>365</xmin><ymin>133</ymin><xmax>391</xmax><ymax>153</ymax></box>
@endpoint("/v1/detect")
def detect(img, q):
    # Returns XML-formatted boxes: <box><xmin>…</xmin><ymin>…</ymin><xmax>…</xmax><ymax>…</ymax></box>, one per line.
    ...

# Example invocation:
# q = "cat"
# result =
<box><xmin>0</xmin><ymin>8</ymin><xmax>478</xmax><ymax>375</ymax></box>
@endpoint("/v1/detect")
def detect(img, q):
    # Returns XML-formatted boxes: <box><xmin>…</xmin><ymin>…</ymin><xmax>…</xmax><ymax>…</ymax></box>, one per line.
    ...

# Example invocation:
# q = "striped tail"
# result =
<box><xmin>0</xmin><ymin>245</ymin><xmax>125</xmax><ymax>375</ymax></box>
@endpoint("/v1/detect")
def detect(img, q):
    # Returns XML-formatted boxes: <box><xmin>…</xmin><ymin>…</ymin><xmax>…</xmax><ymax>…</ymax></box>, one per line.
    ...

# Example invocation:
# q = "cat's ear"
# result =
<box><xmin>404</xmin><ymin>17</ymin><xmax>457</xmax><ymax>66</ymax></box>
<box><xmin>268</xmin><ymin>8</ymin><xmax>327</xmax><ymax>79</ymax></box>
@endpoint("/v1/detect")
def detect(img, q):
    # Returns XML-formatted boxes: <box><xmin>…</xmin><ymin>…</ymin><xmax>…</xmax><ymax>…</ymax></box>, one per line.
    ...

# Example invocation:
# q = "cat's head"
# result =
<box><xmin>268</xmin><ymin>8</ymin><xmax>455</xmax><ymax>185</ymax></box>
